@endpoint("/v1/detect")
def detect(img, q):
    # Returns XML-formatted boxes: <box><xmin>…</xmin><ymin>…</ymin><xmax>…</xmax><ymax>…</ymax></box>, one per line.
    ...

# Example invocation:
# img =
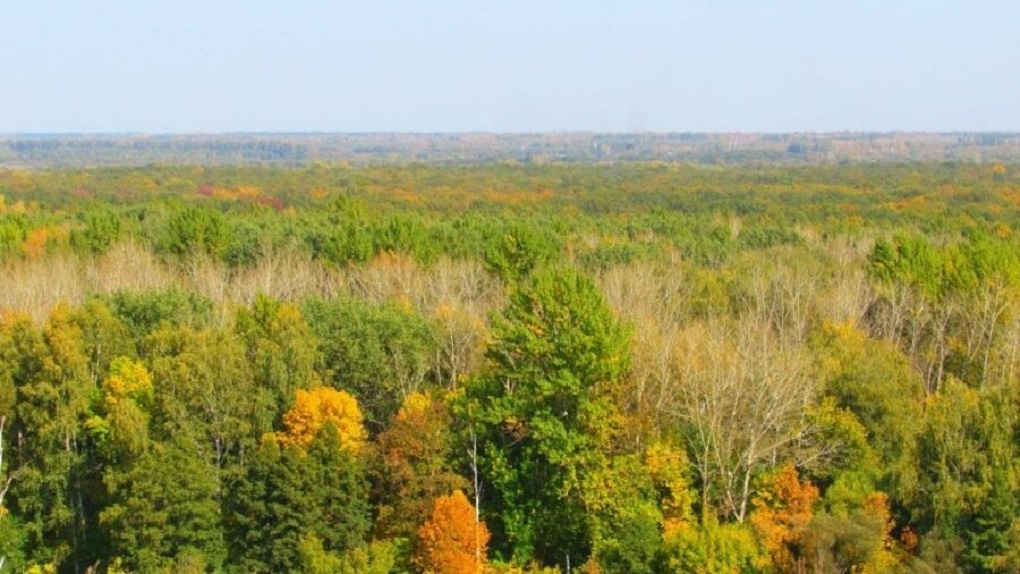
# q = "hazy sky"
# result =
<box><xmin>1</xmin><ymin>0</ymin><xmax>1017</xmax><ymax>133</ymax></box>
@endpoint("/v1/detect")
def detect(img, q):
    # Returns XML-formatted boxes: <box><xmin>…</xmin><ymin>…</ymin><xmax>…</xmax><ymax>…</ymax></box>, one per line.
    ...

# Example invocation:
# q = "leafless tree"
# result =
<box><xmin>674</xmin><ymin>318</ymin><xmax>816</xmax><ymax>523</ymax></box>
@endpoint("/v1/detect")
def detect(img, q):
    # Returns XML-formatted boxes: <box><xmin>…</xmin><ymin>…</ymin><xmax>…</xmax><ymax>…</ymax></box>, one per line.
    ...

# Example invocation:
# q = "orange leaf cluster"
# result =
<box><xmin>750</xmin><ymin>464</ymin><xmax>819</xmax><ymax>571</ymax></box>
<box><xmin>414</xmin><ymin>490</ymin><xmax>490</xmax><ymax>574</ymax></box>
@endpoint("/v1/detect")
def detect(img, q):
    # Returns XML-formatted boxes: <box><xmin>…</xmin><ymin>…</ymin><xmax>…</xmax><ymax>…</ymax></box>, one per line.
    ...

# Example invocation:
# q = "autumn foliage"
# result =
<box><xmin>414</xmin><ymin>490</ymin><xmax>490</xmax><ymax>574</ymax></box>
<box><xmin>750</xmin><ymin>464</ymin><xmax>819</xmax><ymax>571</ymax></box>
<box><xmin>278</xmin><ymin>387</ymin><xmax>367</xmax><ymax>451</ymax></box>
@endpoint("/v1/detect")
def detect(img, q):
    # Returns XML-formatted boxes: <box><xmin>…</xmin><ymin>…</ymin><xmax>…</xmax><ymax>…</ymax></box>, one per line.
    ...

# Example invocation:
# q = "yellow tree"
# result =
<box><xmin>87</xmin><ymin>356</ymin><xmax>154</xmax><ymax>462</ymax></box>
<box><xmin>414</xmin><ymin>490</ymin><xmax>490</xmax><ymax>574</ymax></box>
<box><xmin>277</xmin><ymin>387</ymin><xmax>366</xmax><ymax>452</ymax></box>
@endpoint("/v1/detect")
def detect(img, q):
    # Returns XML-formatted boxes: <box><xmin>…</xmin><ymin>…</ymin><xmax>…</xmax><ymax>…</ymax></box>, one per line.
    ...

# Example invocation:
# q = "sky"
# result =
<box><xmin>1</xmin><ymin>0</ymin><xmax>1018</xmax><ymax>134</ymax></box>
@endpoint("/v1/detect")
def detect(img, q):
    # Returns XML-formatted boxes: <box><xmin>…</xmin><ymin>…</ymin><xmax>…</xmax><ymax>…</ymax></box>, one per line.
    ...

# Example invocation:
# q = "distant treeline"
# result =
<box><xmin>2</xmin><ymin>132</ymin><xmax>1020</xmax><ymax>168</ymax></box>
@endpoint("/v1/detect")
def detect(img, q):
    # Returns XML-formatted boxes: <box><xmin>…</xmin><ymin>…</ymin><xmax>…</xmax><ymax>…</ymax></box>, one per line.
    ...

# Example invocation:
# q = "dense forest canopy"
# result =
<box><xmin>2</xmin><ymin>159</ymin><xmax>1020</xmax><ymax>572</ymax></box>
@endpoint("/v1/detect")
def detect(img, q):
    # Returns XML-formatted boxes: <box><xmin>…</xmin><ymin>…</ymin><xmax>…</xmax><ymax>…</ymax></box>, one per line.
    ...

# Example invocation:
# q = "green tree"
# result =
<box><xmin>104</xmin><ymin>287</ymin><xmax>214</xmax><ymax>343</ymax></box>
<box><xmin>158</xmin><ymin>204</ymin><xmax>231</xmax><ymax>260</ymax></box>
<box><xmin>234</xmin><ymin>294</ymin><xmax>319</xmax><ymax>433</ymax></box>
<box><xmin>467</xmin><ymin>267</ymin><xmax>629</xmax><ymax>567</ymax></box>
<box><xmin>224</xmin><ymin>424</ymin><xmax>370</xmax><ymax>573</ymax></box>
<box><xmin>147</xmin><ymin>326</ymin><xmax>255</xmax><ymax>471</ymax></box>
<box><xmin>483</xmin><ymin>221</ymin><xmax>561</xmax><ymax>282</ymax></box>
<box><xmin>0</xmin><ymin>415</ymin><xmax>26</xmax><ymax>573</ymax></box>
<box><xmin>99</xmin><ymin>438</ymin><xmax>225</xmax><ymax>572</ymax></box>
<box><xmin>6</xmin><ymin>307</ymin><xmax>99</xmax><ymax>570</ymax></box>
<box><xmin>811</xmin><ymin>322</ymin><xmax>924</xmax><ymax>488</ymax></box>
<box><xmin>302</xmin><ymin>297</ymin><xmax>435</xmax><ymax>430</ymax></box>
<box><xmin>70</xmin><ymin>205</ymin><xmax>121</xmax><ymax>255</ymax></box>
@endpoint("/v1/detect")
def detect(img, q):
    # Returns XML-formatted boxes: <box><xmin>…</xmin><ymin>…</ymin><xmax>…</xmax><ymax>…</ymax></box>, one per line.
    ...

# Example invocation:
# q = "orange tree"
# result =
<box><xmin>414</xmin><ymin>490</ymin><xmax>490</xmax><ymax>574</ymax></box>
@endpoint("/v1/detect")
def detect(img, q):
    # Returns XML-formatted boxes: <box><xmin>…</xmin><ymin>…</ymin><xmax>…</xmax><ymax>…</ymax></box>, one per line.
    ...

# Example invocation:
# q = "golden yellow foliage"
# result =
<box><xmin>395</xmin><ymin>391</ymin><xmax>431</xmax><ymax>423</ymax></box>
<box><xmin>278</xmin><ymin>387</ymin><xmax>366</xmax><ymax>452</ymax></box>
<box><xmin>645</xmin><ymin>441</ymin><xmax>695</xmax><ymax>537</ymax></box>
<box><xmin>103</xmin><ymin>357</ymin><xmax>154</xmax><ymax>408</ymax></box>
<box><xmin>857</xmin><ymin>492</ymin><xmax>900</xmax><ymax>574</ymax></box>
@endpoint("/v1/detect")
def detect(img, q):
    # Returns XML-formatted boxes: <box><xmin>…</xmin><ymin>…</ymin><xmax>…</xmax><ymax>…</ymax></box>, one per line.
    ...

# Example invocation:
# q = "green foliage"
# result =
<box><xmin>6</xmin><ymin>307</ymin><xmax>100</xmax><ymax>569</ymax></box>
<box><xmin>0</xmin><ymin>514</ymin><xmax>27</xmax><ymax>574</ymax></box>
<box><xmin>374</xmin><ymin>214</ymin><xmax>440</xmax><ymax>264</ymax></box>
<box><xmin>146</xmin><ymin>325</ymin><xmax>255</xmax><ymax>468</ymax></box>
<box><xmin>69</xmin><ymin>298</ymin><xmax>137</xmax><ymax>382</ymax></box>
<box><xmin>103</xmin><ymin>287</ymin><xmax>214</xmax><ymax>343</ymax></box>
<box><xmin>302</xmin><ymin>297</ymin><xmax>435</xmax><ymax>430</ymax></box>
<box><xmin>224</xmin><ymin>425</ymin><xmax>370</xmax><ymax>573</ymax></box>
<box><xmin>100</xmin><ymin>438</ymin><xmax>225</xmax><ymax>572</ymax></box>
<box><xmin>468</xmin><ymin>267</ymin><xmax>629</xmax><ymax>567</ymax></box>
<box><xmin>909</xmin><ymin>380</ymin><xmax>1020</xmax><ymax>572</ymax></box>
<box><xmin>234</xmin><ymin>294</ymin><xmax>320</xmax><ymax>432</ymax></box>
<box><xmin>662</xmin><ymin>519</ymin><xmax>769</xmax><ymax>574</ymax></box>
<box><xmin>0</xmin><ymin>215</ymin><xmax>27</xmax><ymax>259</ymax></box>
<box><xmin>70</xmin><ymin>204</ymin><xmax>121</xmax><ymax>254</ymax></box>
<box><xmin>157</xmin><ymin>204</ymin><xmax>231</xmax><ymax>259</ymax></box>
<box><xmin>812</xmin><ymin>322</ymin><xmax>923</xmax><ymax>476</ymax></box>
<box><xmin>304</xmin><ymin>195</ymin><xmax>375</xmax><ymax>265</ymax></box>
<box><xmin>483</xmin><ymin>221</ymin><xmax>562</xmax><ymax>282</ymax></box>
<box><xmin>737</xmin><ymin>224</ymin><xmax>803</xmax><ymax>251</ymax></box>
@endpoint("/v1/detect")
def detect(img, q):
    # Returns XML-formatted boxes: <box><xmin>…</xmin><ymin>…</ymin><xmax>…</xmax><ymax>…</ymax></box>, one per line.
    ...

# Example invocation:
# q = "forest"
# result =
<box><xmin>1</xmin><ymin>159</ymin><xmax>1020</xmax><ymax>573</ymax></box>
<box><xmin>4</xmin><ymin>132</ymin><xmax>1020</xmax><ymax>168</ymax></box>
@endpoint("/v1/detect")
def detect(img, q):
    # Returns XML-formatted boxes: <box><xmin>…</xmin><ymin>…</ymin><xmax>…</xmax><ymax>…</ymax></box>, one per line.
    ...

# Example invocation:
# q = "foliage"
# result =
<box><xmin>224</xmin><ymin>426</ymin><xmax>371</xmax><ymax>572</ymax></box>
<box><xmin>277</xmin><ymin>387</ymin><xmax>367</xmax><ymax>452</ymax></box>
<box><xmin>468</xmin><ymin>267</ymin><xmax>629</xmax><ymax>567</ymax></box>
<box><xmin>302</xmin><ymin>297</ymin><xmax>436</xmax><ymax>430</ymax></box>
<box><xmin>99</xmin><ymin>438</ymin><xmax>225</xmax><ymax>572</ymax></box>
<box><xmin>373</xmin><ymin>392</ymin><xmax>466</xmax><ymax>539</ymax></box>
<box><xmin>2</xmin><ymin>160</ymin><xmax>1020</xmax><ymax>572</ymax></box>
<box><xmin>414</xmin><ymin>490</ymin><xmax>490</xmax><ymax>574</ymax></box>
<box><xmin>749</xmin><ymin>464</ymin><xmax>819</xmax><ymax>571</ymax></box>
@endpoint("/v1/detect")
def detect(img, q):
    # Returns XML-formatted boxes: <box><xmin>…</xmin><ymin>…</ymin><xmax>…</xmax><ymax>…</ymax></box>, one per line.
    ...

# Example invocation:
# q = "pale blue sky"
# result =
<box><xmin>1</xmin><ymin>0</ymin><xmax>1017</xmax><ymax>133</ymax></box>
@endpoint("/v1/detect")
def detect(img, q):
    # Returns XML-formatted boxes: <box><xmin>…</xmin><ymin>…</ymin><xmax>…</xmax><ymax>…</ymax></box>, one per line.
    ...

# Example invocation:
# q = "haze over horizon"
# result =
<box><xmin>2</xmin><ymin>0</ymin><xmax>1018</xmax><ymax>134</ymax></box>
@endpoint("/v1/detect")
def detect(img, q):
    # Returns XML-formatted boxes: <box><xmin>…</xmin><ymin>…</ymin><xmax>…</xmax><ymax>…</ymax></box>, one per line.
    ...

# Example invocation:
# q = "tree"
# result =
<box><xmin>70</xmin><ymin>204</ymin><xmax>121</xmax><ymax>255</ymax></box>
<box><xmin>99</xmin><ymin>438</ymin><xmax>225</xmax><ymax>572</ymax></box>
<box><xmin>104</xmin><ymin>287</ymin><xmax>213</xmax><ymax>342</ymax></box>
<box><xmin>582</xmin><ymin>453</ymin><xmax>666</xmax><ymax>574</ymax></box>
<box><xmin>373</xmin><ymin>392</ymin><xmax>466</xmax><ymax>539</ymax></box>
<box><xmin>662</xmin><ymin>517</ymin><xmax>769</xmax><ymax>574</ymax></box>
<box><xmin>749</xmin><ymin>464</ymin><xmax>819</xmax><ymax>572</ymax></box>
<box><xmin>299</xmin><ymin>536</ymin><xmax>405</xmax><ymax>574</ymax></box>
<box><xmin>675</xmin><ymin>318</ymin><xmax>815</xmax><ymax>523</ymax></box>
<box><xmin>158</xmin><ymin>204</ymin><xmax>231</xmax><ymax>260</ymax></box>
<box><xmin>0</xmin><ymin>415</ymin><xmax>26</xmax><ymax>573</ymax></box>
<box><xmin>414</xmin><ymin>490</ymin><xmax>490</xmax><ymax>574</ymax></box>
<box><xmin>86</xmin><ymin>356</ymin><xmax>153</xmax><ymax>465</ymax></box>
<box><xmin>147</xmin><ymin>326</ymin><xmax>255</xmax><ymax>470</ymax></box>
<box><xmin>225</xmin><ymin>424</ymin><xmax>370</xmax><ymax>573</ymax></box>
<box><xmin>430</xmin><ymin>302</ymin><xmax>488</xmax><ymax>390</ymax></box>
<box><xmin>6</xmin><ymin>306</ymin><xmax>100</xmax><ymax>570</ymax></box>
<box><xmin>302</xmin><ymin>297</ymin><xmax>436</xmax><ymax>430</ymax></box>
<box><xmin>468</xmin><ymin>267</ymin><xmax>629</xmax><ymax>567</ymax></box>
<box><xmin>277</xmin><ymin>387</ymin><xmax>366</xmax><ymax>452</ymax></box>
<box><xmin>234</xmin><ymin>294</ymin><xmax>319</xmax><ymax>433</ymax></box>
<box><xmin>483</xmin><ymin>221</ymin><xmax>561</xmax><ymax>283</ymax></box>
